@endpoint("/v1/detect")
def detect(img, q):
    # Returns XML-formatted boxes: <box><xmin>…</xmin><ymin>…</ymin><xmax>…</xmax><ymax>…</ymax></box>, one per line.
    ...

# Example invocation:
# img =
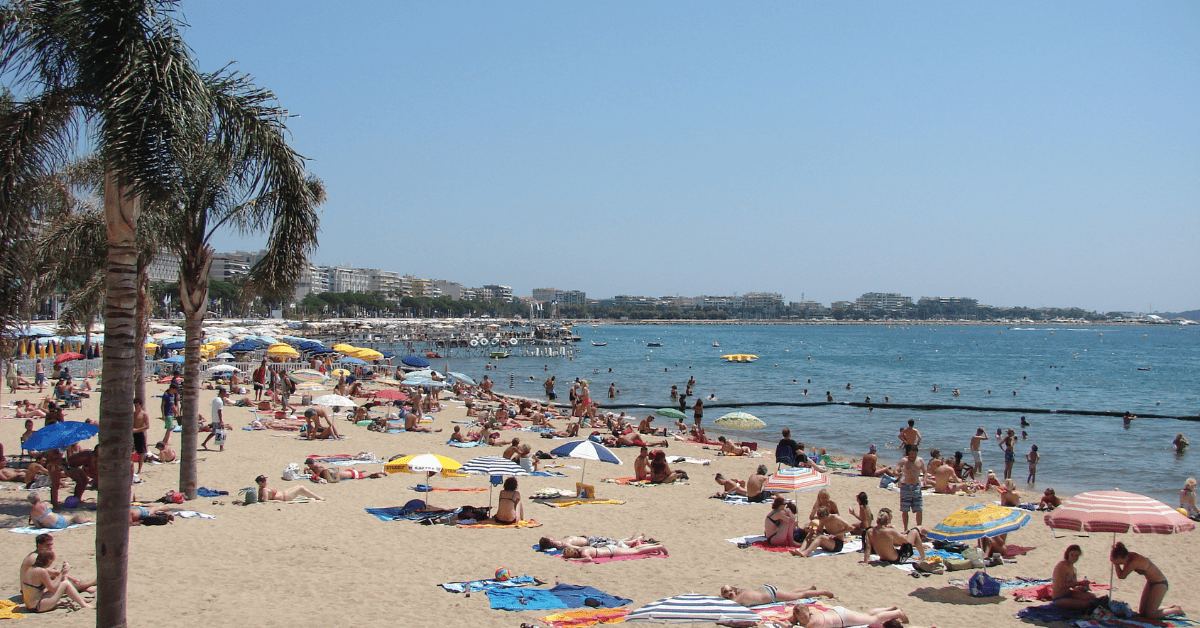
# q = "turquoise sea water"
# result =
<box><xmin>424</xmin><ymin>324</ymin><xmax>1199</xmax><ymax>503</ymax></box>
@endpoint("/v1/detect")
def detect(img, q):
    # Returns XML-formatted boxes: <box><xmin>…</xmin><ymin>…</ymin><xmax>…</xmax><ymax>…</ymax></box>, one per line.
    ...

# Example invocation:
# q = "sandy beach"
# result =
<box><xmin>1</xmin><ymin>376</ymin><xmax>1193</xmax><ymax>628</ymax></box>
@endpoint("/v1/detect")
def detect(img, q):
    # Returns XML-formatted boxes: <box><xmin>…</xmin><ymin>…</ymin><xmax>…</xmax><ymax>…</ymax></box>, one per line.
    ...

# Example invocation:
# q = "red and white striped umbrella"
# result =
<box><xmin>1044</xmin><ymin>490</ymin><xmax>1195</xmax><ymax>535</ymax></box>
<box><xmin>763</xmin><ymin>465</ymin><xmax>829</xmax><ymax>494</ymax></box>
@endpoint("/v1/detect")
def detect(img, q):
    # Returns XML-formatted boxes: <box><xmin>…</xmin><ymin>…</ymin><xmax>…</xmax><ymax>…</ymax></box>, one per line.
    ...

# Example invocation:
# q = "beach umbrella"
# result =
<box><xmin>372</xmin><ymin>389</ymin><xmax>408</xmax><ymax>401</ymax></box>
<box><xmin>928</xmin><ymin>504</ymin><xmax>1032</xmax><ymax>542</ymax></box>
<box><xmin>339</xmin><ymin>357</ymin><xmax>367</xmax><ymax>366</ymax></box>
<box><xmin>459</xmin><ymin>455</ymin><xmax>529</xmax><ymax>508</ymax></box>
<box><xmin>372</xmin><ymin>377</ymin><xmax>402</xmax><ymax>386</ymax></box>
<box><xmin>53</xmin><ymin>352</ymin><xmax>85</xmax><ymax>365</ymax></box>
<box><xmin>447</xmin><ymin>372</ymin><xmax>476</xmax><ymax>386</ymax></box>
<box><xmin>401</xmin><ymin>356</ymin><xmax>430</xmax><ymax>368</ymax></box>
<box><xmin>288</xmin><ymin>369</ymin><xmax>329</xmax><ymax>384</ymax></box>
<box><xmin>550</xmin><ymin>440</ymin><xmax>621</xmax><ymax>487</ymax></box>
<box><xmin>348</xmin><ymin>348</ymin><xmax>384</xmax><ymax>361</ymax></box>
<box><xmin>22</xmin><ymin>421</ymin><xmax>99</xmax><ymax>451</ymax></box>
<box><xmin>161</xmin><ymin>340</ymin><xmax>185</xmax><ymax>350</ymax></box>
<box><xmin>294</xmin><ymin>382</ymin><xmax>326</xmax><ymax>392</ymax></box>
<box><xmin>402</xmin><ymin>369</ymin><xmax>435</xmax><ymax>379</ymax></box>
<box><xmin>214</xmin><ymin>352</ymin><xmax>235</xmax><ymax>360</ymax></box>
<box><xmin>624</xmin><ymin>593</ymin><xmax>760</xmax><ymax>626</ymax></box>
<box><xmin>655</xmin><ymin>408</ymin><xmax>687</xmax><ymax>420</ymax></box>
<box><xmin>332</xmin><ymin>343</ymin><xmax>358</xmax><ymax>354</ymax></box>
<box><xmin>163</xmin><ymin>355</ymin><xmax>186</xmax><ymax>364</ymax></box>
<box><xmin>714</xmin><ymin>412</ymin><xmax>766</xmax><ymax>430</ymax></box>
<box><xmin>403</xmin><ymin>378</ymin><xmax>448</xmax><ymax>389</ymax></box>
<box><xmin>227</xmin><ymin>339</ymin><xmax>259</xmax><ymax>353</ymax></box>
<box><xmin>205</xmin><ymin>364</ymin><xmax>239</xmax><ymax>374</ymax></box>
<box><xmin>330</xmin><ymin>369</ymin><xmax>352</xmax><ymax>378</ymax></box>
<box><xmin>311</xmin><ymin>394</ymin><xmax>357</xmax><ymax>407</ymax></box>
<box><xmin>267</xmin><ymin>345</ymin><xmax>299</xmax><ymax>358</ymax></box>
<box><xmin>384</xmin><ymin>454</ymin><xmax>463</xmax><ymax>504</ymax></box>
<box><xmin>763</xmin><ymin>466</ymin><xmax>829</xmax><ymax>496</ymax></box>
<box><xmin>1044</xmin><ymin>490</ymin><xmax>1195</xmax><ymax>535</ymax></box>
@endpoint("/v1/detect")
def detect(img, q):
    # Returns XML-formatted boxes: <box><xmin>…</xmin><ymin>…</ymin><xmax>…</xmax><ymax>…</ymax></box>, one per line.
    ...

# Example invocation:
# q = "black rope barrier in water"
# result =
<box><xmin>591</xmin><ymin>401</ymin><xmax>1200</xmax><ymax>422</ymax></box>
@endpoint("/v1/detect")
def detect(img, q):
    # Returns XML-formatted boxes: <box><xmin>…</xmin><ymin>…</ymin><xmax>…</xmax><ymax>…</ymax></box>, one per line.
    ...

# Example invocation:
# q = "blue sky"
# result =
<box><xmin>182</xmin><ymin>1</ymin><xmax>1199</xmax><ymax>313</ymax></box>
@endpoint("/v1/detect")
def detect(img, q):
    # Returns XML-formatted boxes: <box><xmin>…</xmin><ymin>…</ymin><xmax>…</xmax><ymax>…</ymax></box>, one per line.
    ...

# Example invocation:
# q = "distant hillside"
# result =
<box><xmin>1176</xmin><ymin>309</ymin><xmax>1200</xmax><ymax>321</ymax></box>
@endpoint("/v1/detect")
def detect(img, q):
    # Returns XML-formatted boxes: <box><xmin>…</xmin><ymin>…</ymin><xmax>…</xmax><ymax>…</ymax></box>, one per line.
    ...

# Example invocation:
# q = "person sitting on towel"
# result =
<box><xmin>862</xmin><ymin>508</ymin><xmax>926</xmax><ymax>564</ymax></box>
<box><xmin>491</xmin><ymin>477</ymin><xmax>523</xmax><ymax>525</ymax></box>
<box><xmin>790</xmin><ymin>506</ymin><xmax>852</xmax><ymax>557</ymax></box>
<box><xmin>649</xmin><ymin>450</ymin><xmax>688</xmax><ymax>483</ymax></box>
<box><xmin>720</xmin><ymin>584</ymin><xmax>833</xmax><ymax>607</ymax></box>
<box><xmin>714</xmin><ymin>473</ymin><xmax>746</xmax><ymax>497</ymax></box>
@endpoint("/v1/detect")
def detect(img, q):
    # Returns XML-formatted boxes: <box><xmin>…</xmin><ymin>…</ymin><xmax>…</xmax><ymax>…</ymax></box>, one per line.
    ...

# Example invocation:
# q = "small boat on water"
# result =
<box><xmin>425</xmin><ymin>352</ymin><xmax>442</xmax><ymax>358</ymax></box>
<box><xmin>647</xmin><ymin>342</ymin><xmax>663</xmax><ymax>347</ymax></box>
<box><xmin>1137</xmin><ymin>367</ymin><xmax>1152</xmax><ymax>371</ymax></box>
<box><xmin>489</xmin><ymin>351</ymin><xmax>510</xmax><ymax>359</ymax></box>
<box><xmin>591</xmin><ymin>341</ymin><xmax>607</xmax><ymax>346</ymax></box>
<box><xmin>721</xmin><ymin>354</ymin><xmax>759</xmax><ymax>363</ymax></box>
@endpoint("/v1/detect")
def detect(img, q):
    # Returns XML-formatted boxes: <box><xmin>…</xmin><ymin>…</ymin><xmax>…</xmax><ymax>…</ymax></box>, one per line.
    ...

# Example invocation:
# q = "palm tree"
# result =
<box><xmin>1</xmin><ymin>3</ymin><xmax>210</xmax><ymax>625</ymax></box>
<box><xmin>171</xmin><ymin>71</ymin><xmax>323</xmax><ymax>499</ymax></box>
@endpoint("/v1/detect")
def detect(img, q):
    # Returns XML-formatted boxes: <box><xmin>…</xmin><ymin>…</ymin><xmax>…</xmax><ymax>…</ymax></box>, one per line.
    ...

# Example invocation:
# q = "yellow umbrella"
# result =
<box><xmin>145</xmin><ymin>342</ymin><xmax>159</xmax><ymax>351</ymax></box>
<box><xmin>332</xmin><ymin>344</ymin><xmax>358</xmax><ymax>355</ymax></box>
<box><xmin>330</xmin><ymin>368</ymin><xmax>351</xmax><ymax>378</ymax></box>
<box><xmin>385</xmin><ymin>454</ymin><xmax>462</xmax><ymax>476</ymax></box>
<box><xmin>349</xmin><ymin>348</ymin><xmax>383</xmax><ymax>361</ymax></box>
<box><xmin>267</xmin><ymin>345</ymin><xmax>299</xmax><ymax>358</ymax></box>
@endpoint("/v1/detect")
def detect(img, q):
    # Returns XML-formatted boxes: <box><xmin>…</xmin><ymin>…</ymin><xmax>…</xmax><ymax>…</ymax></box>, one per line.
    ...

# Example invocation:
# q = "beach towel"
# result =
<box><xmin>1016</xmin><ymin>604</ymin><xmax>1089</xmax><ymax>624</ymax></box>
<box><xmin>717</xmin><ymin>494</ymin><xmax>751</xmax><ymax>505</ymax></box>
<box><xmin>665</xmin><ymin>456</ymin><xmax>711</xmax><ymax>466</ymax></box>
<box><xmin>9</xmin><ymin>522</ymin><xmax>94</xmax><ymax>534</ymax></box>
<box><xmin>486</xmin><ymin>588</ymin><xmax>566</xmax><ymax>611</ymax></box>
<box><xmin>447</xmin><ymin>440</ymin><xmax>486</xmax><ymax>447</ymax></box>
<box><xmin>534</xmin><ymin>542</ymin><xmax>668</xmax><ymax>563</ymax></box>
<box><xmin>539</xmin><ymin>608</ymin><xmax>629</xmax><ymax>627</ymax></box>
<box><xmin>440</xmin><ymin>574</ymin><xmax>538</xmax><ymax>594</ymax></box>
<box><xmin>1066</xmin><ymin>617</ymin><xmax>1199</xmax><ymax>628</ymax></box>
<box><xmin>602</xmin><ymin>477</ymin><xmax>640</xmax><ymax>485</ymax></box>
<box><xmin>197</xmin><ymin>487</ymin><xmax>228</xmax><ymax>497</ymax></box>
<box><xmin>457</xmin><ymin>519</ymin><xmax>541</xmax><ymax>529</ymax></box>
<box><xmin>0</xmin><ymin>599</ymin><xmax>25</xmax><ymax>619</ymax></box>
<box><xmin>540</xmin><ymin>499</ymin><xmax>624</xmax><ymax>508</ymax></box>
<box><xmin>408</xmin><ymin>486</ymin><xmax>487</xmax><ymax>493</ymax></box>
<box><xmin>1003</xmin><ymin>544</ymin><xmax>1035</xmax><ymax>557</ymax></box>
<box><xmin>730</xmin><ymin>535</ymin><xmax>862</xmax><ymax>557</ymax></box>
<box><xmin>1010</xmin><ymin>581</ymin><xmax>1106</xmax><ymax>602</ymax></box>
<box><xmin>529</xmin><ymin>470</ymin><xmax>569</xmax><ymax>477</ymax></box>
<box><xmin>545</xmin><ymin>584</ymin><xmax>632</xmax><ymax>609</ymax></box>
<box><xmin>365</xmin><ymin>505</ymin><xmax>450</xmax><ymax>522</ymax></box>
<box><xmin>173</xmin><ymin>511</ymin><xmax>217</xmax><ymax>519</ymax></box>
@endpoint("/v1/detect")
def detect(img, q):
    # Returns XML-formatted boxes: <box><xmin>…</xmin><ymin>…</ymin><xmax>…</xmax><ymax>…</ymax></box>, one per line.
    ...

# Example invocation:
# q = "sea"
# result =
<box><xmin>419</xmin><ymin>324</ymin><xmax>1198</xmax><ymax>504</ymax></box>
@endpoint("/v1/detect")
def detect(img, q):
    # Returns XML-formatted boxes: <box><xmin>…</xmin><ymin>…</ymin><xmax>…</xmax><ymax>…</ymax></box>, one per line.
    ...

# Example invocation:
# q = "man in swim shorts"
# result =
<box><xmin>746</xmin><ymin>465</ymin><xmax>769</xmax><ymax>503</ymax></box>
<box><xmin>969</xmin><ymin>427</ymin><xmax>988</xmax><ymax>476</ymax></box>
<box><xmin>863</xmin><ymin>508</ymin><xmax>926</xmax><ymax>564</ymax></box>
<box><xmin>897</xmin><ymin>445</ymin><xmax>925</xmax><ymax>530</ymax></box>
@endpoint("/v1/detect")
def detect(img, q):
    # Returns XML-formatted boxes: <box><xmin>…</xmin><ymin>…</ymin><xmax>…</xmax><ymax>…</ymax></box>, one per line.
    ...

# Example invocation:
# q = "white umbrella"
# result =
<box><xmin>311</xmin><ymin>394</ymin><xmax>357</xmax><ymax>407</ymax></box>
<box><xmin>205</xmin><ymin>364</ymin><xmax>238</xmax><ymax>373</ymax></box>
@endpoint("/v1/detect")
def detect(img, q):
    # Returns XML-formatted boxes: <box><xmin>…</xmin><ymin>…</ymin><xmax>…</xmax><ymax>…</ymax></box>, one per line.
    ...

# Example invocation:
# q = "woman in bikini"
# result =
<box><xmin>492</xmin><ymin>477</ymin><xmax>523</xmax><ymax>525</ymax></box>
<box><xmin>27</xmin><ymin>493</ymin><xmax>89</xmax><ymax>529</ymax></box>
<box><xmin>22</xmin><ymin>551</ymin><xmax>94</xmax><ymax>612</ymax></box>
<box><xmin>1110</xmin><ymin>542</ymin><xmax>1181</xmax><ymax>619</ymax></box>
<box><xmin>561</xmin><ymin>543</ymin><xmax>667</xmax><ymax>563</ymax></box>
<box><xmin>1051</xmin><ymin>544</ymin><xmax>1098</xmax><ymax>610</ymax></box>
<box><xmin>765</xmin><ymin>496</ymin><xmax>803</xmax><ymax>547</ymax></box>
<box><xmin>789</xmin><ymin>603</ymin><xmax>907</xmax><ymax>628</ymax></box>
<box><xmin>255</xmin><ymin>475</ymin><xmax>325</xmax><ymax>502</ymax></box>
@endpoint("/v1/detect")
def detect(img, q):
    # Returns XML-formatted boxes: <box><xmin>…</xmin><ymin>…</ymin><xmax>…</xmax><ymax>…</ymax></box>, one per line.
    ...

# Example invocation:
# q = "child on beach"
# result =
<box><xmin>1026</xmin><ymin>445</ymin><xmax>1039</xmax><ymax>483</ymax></box>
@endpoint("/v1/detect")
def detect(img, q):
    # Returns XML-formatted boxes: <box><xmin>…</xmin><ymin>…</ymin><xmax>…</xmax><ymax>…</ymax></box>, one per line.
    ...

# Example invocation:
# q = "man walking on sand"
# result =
<box><xmin>132</xmin><ymin>397</ymin><xmax>150</xmax><ymax>475</ymax></box>
<box><xmin>969</xmin><ymin>427</ymin><xmax>988</xmax><ymax>476</ymax></box>
<box><xmin>202</xmin><ymin>387</ymin><xmax>229</xmax><ymax>452</ymax></box>
<box><xmin>898</xmin><ymin>445</ymin><xmax>925</xmax><ymax>531</ymax></box>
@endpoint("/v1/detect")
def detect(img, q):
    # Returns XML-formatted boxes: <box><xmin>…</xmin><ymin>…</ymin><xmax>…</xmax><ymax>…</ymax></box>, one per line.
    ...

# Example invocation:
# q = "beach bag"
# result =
<box><xmin>968</xmin><ymin>571</ymin><xmax>1002</xmax><ymax>597</ymax></box>
<box><xmin>282</xmin><ymin>462</ymin><xmax>302</xmax><ymax>481</ymax></box>
<box><xmin>240</xmin><ymin>487</ymin><xmax>258</xmax><ymax>505</ymax></box>
<box><xmin>879</xmin><ymin>474</ymin><xmax>896</xmax><ymax>489</ymax></box>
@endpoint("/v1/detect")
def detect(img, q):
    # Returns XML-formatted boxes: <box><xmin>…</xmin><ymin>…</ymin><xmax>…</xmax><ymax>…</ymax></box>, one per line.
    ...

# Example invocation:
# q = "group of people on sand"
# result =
<box><xmin>1052</xmin><ymin>543</ymin><xmax>1181</xmax><ymax>619</ymax></box>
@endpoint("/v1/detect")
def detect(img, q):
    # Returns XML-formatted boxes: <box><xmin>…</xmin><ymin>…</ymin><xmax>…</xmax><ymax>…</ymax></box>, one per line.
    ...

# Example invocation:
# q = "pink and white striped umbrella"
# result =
<box><xmin>763</xmin><ymin>465</ymin><xmax>829</xmax><ymax>494</ymax></box>
<box><xmin>1044</xmin><ymin>490</ymin><xmax>1195</xmax><ymax>535</ymax></box>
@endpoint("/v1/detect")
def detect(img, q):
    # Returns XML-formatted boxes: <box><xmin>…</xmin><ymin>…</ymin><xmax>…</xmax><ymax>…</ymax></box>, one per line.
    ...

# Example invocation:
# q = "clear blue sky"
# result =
<box><xmin>182</xmin><ymin>1</ymin><xmax>1199</xmax><ymax>313</ymax></box>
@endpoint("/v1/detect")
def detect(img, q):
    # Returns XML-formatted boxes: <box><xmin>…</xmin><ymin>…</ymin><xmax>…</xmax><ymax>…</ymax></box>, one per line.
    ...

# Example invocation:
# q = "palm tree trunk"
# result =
<box><xmin>134</xmin><ymin>259</ymin><xmax>150</xmax><ymax>402</ymax></box>
<box><xmin>178</xmin><ymin>246</ymin><xmax>213</xmax><ymax>500</ymax></box>
<box><xmin>96</xmin><ymin>171</ymin><xmax>138</xmax><ymax>628</ymax></box>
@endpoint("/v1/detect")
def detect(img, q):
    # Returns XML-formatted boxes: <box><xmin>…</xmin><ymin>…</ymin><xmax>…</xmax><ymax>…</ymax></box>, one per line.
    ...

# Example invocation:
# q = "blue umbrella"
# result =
<box><xmin>340</xmin><ymin>357</ymin><xmax>367</xmax><ymax>365</ymax></box>
<box><xmin>161</xmin><ymin>340</ymin><xmax>185</xmax><ymax>350</ymax></box>
<box><xmin>22</xmin><ymin>421</ymin><xmax>99</xmax><ymax>451</ymax></box>
<box><xmin>228</xmin><ymin>340</ymin><xmax>259</xmax><ymax>352</ymax></box>
<box><xmin>401</xmin><ymin>356</ymin><xmax>430</xmax><ymax>368</ymax></box>
<box><xmin>163</xmin><ymin>355</ymin><xmax>186</xmax><ymax>364</ymax></box>
<box><xmin>447</xmin><ymin>372</ymin><xmax>477</xmax><ymax>386</ymax></box>
<box><xmin>549</xmin><ymin>440</ymin><xmax>621</xmax><ymax>486</ymax></box>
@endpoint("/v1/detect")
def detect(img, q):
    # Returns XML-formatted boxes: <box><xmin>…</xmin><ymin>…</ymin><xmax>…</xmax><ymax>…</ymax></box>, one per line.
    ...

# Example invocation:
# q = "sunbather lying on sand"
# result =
<box><xmin>604</xmin><ymin>432</ymin><xmax>669</xmax><ymax>448</ymax></box>
<box><xmin>786</xmin><ymin>604</ymin><xmax>909</xmax><ymax>628</ymax></box>
<box><xmin>304</xmin><ymin>459</ymin><xmax>386</xmax><ymax>482</ymax></box>
<box><xmin>255</xmin><ymin>475</ymin><xmax>324</xmax><ymax>502</ymax></box>
<box><xmin>561</xmin><ymin>543</ymin><xmax>667</xmax><ymax>562</ymax></box>
<box><xmin>719</xmin><ymin>585</ymin><xmax>834</xmax><ymax>606</ymax></box>
<box><xmin>129</xmin><ymin>504</ymin><xmax>173</xmax><ymax>524</ymax></box>
<box><xmin>538</xmin><ymin>533</ymin><xmax>653</xmax><ymax>551</ymax></box>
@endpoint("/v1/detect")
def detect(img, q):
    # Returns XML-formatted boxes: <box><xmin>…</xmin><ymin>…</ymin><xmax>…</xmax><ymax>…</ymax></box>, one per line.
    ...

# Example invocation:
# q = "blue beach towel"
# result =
<box><xmin>447</xmin><ymin>440</ymin><xmax>486</xmax><ymax>448</ymax></box>
<box><xmin>197</xmin><ymin>487</ymin><xmax>228</xmax><ymax>497</ymax></box>
<box><xmin>441</xmin><ymin>574</ymin><xmax>538</xmax><ymax>594</ymax></box>
<box><xmin>486</xmin><ymin>584</ymin><xmax>631</xmax><ymax>611</ymax></box>
<box><xmin>1016</xmin><ymin>604</ymin><xmax>1087</xmax><ymax>623</ymax></box>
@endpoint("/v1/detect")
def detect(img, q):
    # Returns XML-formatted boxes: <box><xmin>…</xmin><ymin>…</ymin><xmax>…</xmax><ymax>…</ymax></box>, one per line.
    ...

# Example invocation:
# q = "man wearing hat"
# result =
<box><xmin>861</xmin><ymin>444</ymin><xmax>892</xmax><ymax>477</ymax></box>
<box><xmin>202</xmin><ymin>387</ymin><xmax>230</xmax><ymax>452</ymax></box>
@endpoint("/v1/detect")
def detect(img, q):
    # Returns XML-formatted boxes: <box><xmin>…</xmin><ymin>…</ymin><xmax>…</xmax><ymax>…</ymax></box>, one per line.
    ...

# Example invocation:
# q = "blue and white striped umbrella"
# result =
<box><xmin>447</xmin><ymin>372</ymin><xmax>476</xmax><ymax>386</ymax></box>
<box><xmin>625</xmin><ymin>593</ymin><xmax>760</xmax><ymax>626</ymax></box>
<box><xmin>550</xmin><ymin>440</ymin><xmax>621</xmax><ymax>488</ymax></box>
<box><xmin>459</xmin><ymin>456</ymin><xmax>528</xmax><ymax>508</ymax></box>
